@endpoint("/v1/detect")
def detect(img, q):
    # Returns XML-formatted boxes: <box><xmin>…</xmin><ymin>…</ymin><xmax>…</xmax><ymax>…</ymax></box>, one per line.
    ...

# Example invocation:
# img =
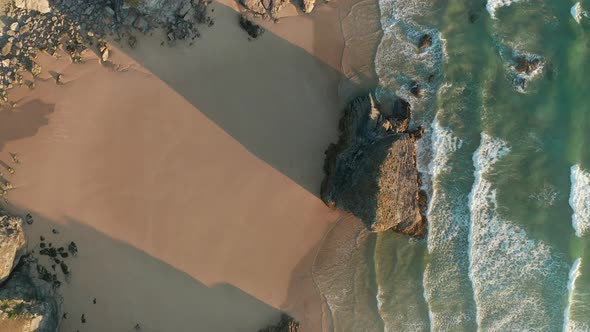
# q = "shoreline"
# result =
<box><xmin>0</xmin><ymin>0</ymin><xmax>385</xmax><ymax>330</ymax></box>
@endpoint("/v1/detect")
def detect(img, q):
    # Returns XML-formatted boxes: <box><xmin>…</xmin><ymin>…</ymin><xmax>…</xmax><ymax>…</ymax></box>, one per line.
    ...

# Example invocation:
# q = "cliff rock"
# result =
<box><xmin>0</xmin><ymin>215</ymin><xmax>26</xmax><ymax>283</ymax></box>
<box><xmin>321</xmin><ymin>94</ymin><xmax>427</xmax><ymax>237</ymax></box>
<box><xmin>0</xmin><ymin>259</ymin><xmax>61</xmax><ymax>332</ymax></box>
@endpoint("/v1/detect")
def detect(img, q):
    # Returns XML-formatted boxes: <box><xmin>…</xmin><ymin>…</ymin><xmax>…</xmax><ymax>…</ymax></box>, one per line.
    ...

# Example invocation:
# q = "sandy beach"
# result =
<box><xmin>0</xmin><ymin>0</ymin><xmax>383</xmax><ymax>330</ymax></box>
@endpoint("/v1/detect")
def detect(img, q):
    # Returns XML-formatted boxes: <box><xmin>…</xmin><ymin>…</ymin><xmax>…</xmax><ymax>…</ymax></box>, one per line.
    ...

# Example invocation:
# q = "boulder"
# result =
<box><xmin>417</xmin><ymin>34</ymin><xmax>432</xmax><ymax>51</ymax></box>
<box><xmin>240</xmin><ymin>0</ymin><xmax>289</xmax><ymax>17</ymax></box>
<box><xmin>14</xmin><ymin>0</ymin><xmax>51</xmax><ymax>13</ymax></box>
<box><xmin>515</xmin><ymin>56</ymin><xmax>540</xmax><ymax>74</ymax></box>
<box><xmin>320</xmin><ymin>94</ymin><xmax>427</xmax><ymax>237</ymax></box>
<box><xmin>0</xmin><ymin>260</ymin><xmax>61</xmax><ymax>332</ymax></box>
<box><xmin>0</xmin><ymin>215</ymin><xmax>26</xmax><ymax>283</ymax></box>
<box><xmin>300</xmin><ymin>0</ymin><xmax>315</xmax><ymax>13</ymax></box>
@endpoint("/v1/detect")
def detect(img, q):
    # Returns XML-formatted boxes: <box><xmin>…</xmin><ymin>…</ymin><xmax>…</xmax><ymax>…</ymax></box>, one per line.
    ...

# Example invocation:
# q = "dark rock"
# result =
<box><xmin>320</xmin><ymin>94</ymin><xmax>427</xmax><ymax>237</ymax></box>
<box><xmin>68</xmin><ymin>241</ymin><xmax>78</xmax><ymax>256</ymax></box>
<box><xmin>239</xmin><ymin>15</ymin><xmax>264</xmax><ymax>39</ymax></box>
<box><xmin>417</xmin><ymin>34</ymin><xmax>432</xmax><ymax>51</ymax></box>
<box><xmin>258</xmin><ymin>314</ymin><xmax>299</xmax><ymax>332</ymax></box>
<box><xmin>81</xmin><ymin>314</ymin><xmax>86</xmax><ymax>323</ymax></box>
<box><xmin>410</xmin><ymin>81</ymin><xmax>421</xmax><ymax>97</ymax></box>
<box><xmin>515</xmin><ymin>56</ymin><xmax>540</xmax><ymax>74</ymax></box>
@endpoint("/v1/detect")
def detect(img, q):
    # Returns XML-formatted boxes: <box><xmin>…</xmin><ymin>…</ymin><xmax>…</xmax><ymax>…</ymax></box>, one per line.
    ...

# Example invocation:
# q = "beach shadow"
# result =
<box><xmin>6</xmin><ymin>205</ymin><xmax>283</xmax><ymax>332</ymax></box>
<box><xmin>109</xmin><ymin>1</ymin><xmax>380</xmax><ymax>197</ymax></box>
<box><xmin>0</xmin><ymin>99</ymin><xmax>54</xmax><ymax>152</ymax></box>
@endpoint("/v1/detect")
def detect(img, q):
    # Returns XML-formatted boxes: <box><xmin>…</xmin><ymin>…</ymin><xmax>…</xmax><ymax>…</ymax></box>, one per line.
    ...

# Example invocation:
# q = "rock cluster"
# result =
<box><xmin>258</xmin><ymin>314</ymin><xmax>300</xmax><ymax>332</ymax></box>
<box><xmin>0</xmin><ymin>213</ymin><xmax>61</xmax><ymax>332</ymax></box>
<box><xmin>321</xmin><ymin>94</ymin><xmax>427</xmax><ymax>238</ymax></box>
<box><xmin>0</xmin><ymin>0</ymin><xmax>216</xmax><ymax>101</ymax></box>
<box><xmin>239</xmin><ymin>15</ymin><xmax>265</xmax><ymax>38</ymax></box>
<box><xmin>240</xmin><ymin>0</ymin><xmax>316</xmax><ymax>18</ymax></box>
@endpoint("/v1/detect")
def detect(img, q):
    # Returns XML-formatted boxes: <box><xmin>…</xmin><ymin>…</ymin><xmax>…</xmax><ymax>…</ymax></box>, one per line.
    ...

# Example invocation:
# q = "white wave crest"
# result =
<box><xmin>570</xmin><ymin>165</ymin><xmax>590</xmax><ymax>237</ymax></box>
<box><xmin>564</xmin><ymin>258</ymin><xmax>582</xmax><ymax>332</ymax></box>
<box><xmin>467</xmin><ymin>133</ymin><xmax>567</xmax><ymax>331</ymax></box>
<box><xmin>487</xmin><ymin>0</ymin><xmax>524</xmax><ymax>18</ymax></box>
<box><xmin>571</xmin><ymin>2</ymin><xmax>589</xmax><ymax>24</ymax></box>
<box><xmin>428</xmin><ymin>118</ymin><xmax>463</xmax><ymax>180</ymax></box>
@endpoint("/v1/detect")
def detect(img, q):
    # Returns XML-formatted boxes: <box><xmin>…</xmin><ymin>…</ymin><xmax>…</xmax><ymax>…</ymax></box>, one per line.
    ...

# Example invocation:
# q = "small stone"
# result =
<box><xmin>52</xmin><ymin>228</ymin><xmax>59</xmax><ymax>234</ymax></box>
<box><xmin>68</xmin><ymin>241</ymin><xmax>78</xmax><ymax>256</ymax></box>
<box><xmin>81</xmin><ymin>314</ymin><xmax>86</xmax><ymax>323</ymax></box>
<box><xmin>93</xmin><ymin>298</ymin><xmax>96</xmax><ymax>304</ymax></box>
<box><xmin>128</xmin><ymin>35</ymin><xmax>137</xmax><ymax>49</ymax></box>
<box><xmin>2</xmin><ymin>42</ymin><xmax>13</xmax><ymax>56</ymax></box>
<box><xmin>10</xmin><ymin>22</ymin><xmax>19</xmax><ymax>32</ymax></box>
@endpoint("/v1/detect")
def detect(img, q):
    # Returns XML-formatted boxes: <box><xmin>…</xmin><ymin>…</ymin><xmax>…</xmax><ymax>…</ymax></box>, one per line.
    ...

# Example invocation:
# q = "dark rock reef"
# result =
<box><xmin>320</xmin><ymin>94</ymin><xmax>427</xmax><ymax>238</ymax></box>
<box><xmin>258</xmin><ymin>314</ymin><xmax>300</xmax><ymax>332</ymax></box>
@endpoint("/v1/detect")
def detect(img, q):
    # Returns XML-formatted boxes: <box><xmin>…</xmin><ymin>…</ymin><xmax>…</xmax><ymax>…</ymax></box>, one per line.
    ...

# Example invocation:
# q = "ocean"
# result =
<box><xmin>313</xmin><ymin>0</ymin><xmax>590</xmax><ymax>330</ymax></box>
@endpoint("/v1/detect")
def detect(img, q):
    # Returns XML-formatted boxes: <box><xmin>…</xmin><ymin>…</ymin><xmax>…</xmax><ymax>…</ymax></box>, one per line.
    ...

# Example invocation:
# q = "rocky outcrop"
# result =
<box><xmin>299</xmin><ymin>0</ymin><xmax>315</xmax><ymax>13</ymax></box>
<box><xmin>0</xmin><ymin>215</ymin><xmax>26</xmax><ymax>283</ymax></box>
<box><xmin>417</xmin><ymin>34</ymin><xmax>432</xmax><ymax>51</ymax></box>
<box><xmin>240</xmin><ymin>0</ymin><xmax>289</xmax><ymax>17</ymax></box>
<box><xmin>258</xmin><ymin>314</ymin><xmax>300</xmax><ymax>332</ymax></box>
<box><xmin>515</xmin><ymin>56</ymin><xmax>540</xmax><ymax>74</ymax></box>
<box><xmin>0</xmin><ymin>259</ymin><xmax>61</xmax><ymax>332</ymax></box>
<box><xmin>0</xmin><ymin>211</ymin><xmax>61</xmax><ymax>331</ymax></box>
<box><xmin>321</xmin><ymin>94</ymin><xmax>427</xmax><ymax>238</ymax></box>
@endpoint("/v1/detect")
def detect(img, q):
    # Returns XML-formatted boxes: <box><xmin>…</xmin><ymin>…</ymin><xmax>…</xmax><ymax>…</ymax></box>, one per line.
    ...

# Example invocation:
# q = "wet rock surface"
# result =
<box><xmin>258</xmin><ymin>314</ymin><xmax>300</xmax><ymax>332</ymax></box>
<box><xmin>320</xmin><ymin>94</ymin><xmax>427</xmax><ymax>238</ymax></box>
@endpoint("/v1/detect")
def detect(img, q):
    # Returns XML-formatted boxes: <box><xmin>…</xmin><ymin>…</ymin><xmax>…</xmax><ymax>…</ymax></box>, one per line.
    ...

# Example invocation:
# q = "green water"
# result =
<box><xmin>314</xmin><ymin>0</ymin><xmax>590</xmax><ymax>330</ymax></box>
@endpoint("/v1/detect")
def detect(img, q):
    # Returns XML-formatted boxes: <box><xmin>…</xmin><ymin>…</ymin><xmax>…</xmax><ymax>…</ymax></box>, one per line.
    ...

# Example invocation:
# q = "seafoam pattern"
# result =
<box><xmin>467</xmin><ymin>133</ymin><xmax>568</xmax><ymax>331</ymax></box>
<box><xmin>487</xmin><ymin>0</ymin><xmax>524</xmax><ymax>18</ymax></box>
<box><xmin>570</xmin><ymin>165</ymin><xmax>590</xmax><ymax>237</ymax></box>
<box><xmin>563</xmin><ymin>258</ymin><xmax>584</xmax><ymax>332</ymax></box>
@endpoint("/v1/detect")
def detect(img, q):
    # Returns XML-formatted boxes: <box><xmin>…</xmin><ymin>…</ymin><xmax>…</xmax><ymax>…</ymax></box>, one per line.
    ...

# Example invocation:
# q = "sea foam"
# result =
<box><xmin>563</xmin><ymin>258</ymin><xmax>582</xmax><ymax>332</ymax></box>
<box><xmin>486</xmin><ymin>0</ymin><xmax>523</xmax><ymax>18</ymax></box>
<box><xmin>570</xmin><ymin>165</ymin><xmax>590</xmax><ymax>237</ymax></box>
<box><xmin>467</xmin><ymin>133</ymin><xmax>567</xmax><ymax>331</ymax></box>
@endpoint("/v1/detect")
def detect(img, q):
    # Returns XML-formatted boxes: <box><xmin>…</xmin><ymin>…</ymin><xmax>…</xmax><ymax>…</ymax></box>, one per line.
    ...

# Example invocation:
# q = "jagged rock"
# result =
<box><xmin>0</xmin><ymin>259</ymin><xmax>61</xmax><ymax>332</ymax></box>
<box><xmin>320</xmin><ymin>94</ymin><xmax>427</xmax><ymax>237</ymax></box>
<box><xmin>0</xmin><ymin>215</ymin><xmax>26</xmax><ymax>283</ymax></box>
<box><xmin>240</xmin><ymin>0</ymin><xmax>288</xmax><ymax>17</ymax></box>
<box><xmin>300</xmin><ymin>0</ymin><xmax>315</xmax><ymax>13</ymax></box>
<box><xmin>14</xmin><ymin>0</ymin><xmax>51</xmax><ymax>13</ymax></box>
<box><xmin>417</xmin><ymin>34</ymin><xmax>432</xmax><ymax>51</ymax></box>
<box><xmin>258</xmin><ymin>314</ymin><xmax>300</xmax><ymax>332</ymax></box>
<box><xmin>515</xmin><ymin>56</ymin><xmax>540</xmax><ymax>74</ymax></box>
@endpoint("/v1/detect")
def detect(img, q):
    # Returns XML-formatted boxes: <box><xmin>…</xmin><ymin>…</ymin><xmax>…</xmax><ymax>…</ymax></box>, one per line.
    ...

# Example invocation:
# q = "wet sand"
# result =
<box><xmin>0</xmin><ymin>2</ymin><xmax>352</xmax><ymax>332</ymax></box>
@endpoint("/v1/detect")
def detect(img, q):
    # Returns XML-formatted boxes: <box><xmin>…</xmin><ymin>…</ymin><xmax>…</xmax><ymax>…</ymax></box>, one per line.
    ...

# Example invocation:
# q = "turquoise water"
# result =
<box><xmin>314</xmin><ymin>0</ymin><xmax>590</xmax><ymax>330</ymax></box>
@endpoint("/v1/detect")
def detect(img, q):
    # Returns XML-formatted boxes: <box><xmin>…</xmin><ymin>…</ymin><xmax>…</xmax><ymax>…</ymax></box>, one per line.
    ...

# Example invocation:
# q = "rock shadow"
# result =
<box><xmin>5</xmin><ymin>205</ymin><xmax>284</xmax><ymax>332</ymax></box>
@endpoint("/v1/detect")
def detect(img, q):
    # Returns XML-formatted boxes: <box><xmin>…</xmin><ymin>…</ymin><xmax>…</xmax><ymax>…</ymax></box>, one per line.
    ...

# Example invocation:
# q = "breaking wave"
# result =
<box><xmin>467</xmin><ymin>133</ymin><xmax>568</xmax><ymax>330</ymax></box>
<box><xmin>570</xmin><ymin>165</ymin><xmax>590</xmax><ymax>237</ymax></box>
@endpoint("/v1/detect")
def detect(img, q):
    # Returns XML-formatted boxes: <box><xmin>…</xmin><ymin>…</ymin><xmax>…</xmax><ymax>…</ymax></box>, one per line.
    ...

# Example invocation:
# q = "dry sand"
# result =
<box><xmin>0</xmin><ymin>0</ymin><xmax>384</xmax><ymax>331</ymax></box>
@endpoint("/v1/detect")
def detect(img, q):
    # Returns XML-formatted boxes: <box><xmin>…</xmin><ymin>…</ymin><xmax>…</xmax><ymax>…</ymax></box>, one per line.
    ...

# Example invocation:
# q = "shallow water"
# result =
<box><xmin>314</xmin><ymin>0</ymin><xmax>590</xmax><ymax>330</ymax></box>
